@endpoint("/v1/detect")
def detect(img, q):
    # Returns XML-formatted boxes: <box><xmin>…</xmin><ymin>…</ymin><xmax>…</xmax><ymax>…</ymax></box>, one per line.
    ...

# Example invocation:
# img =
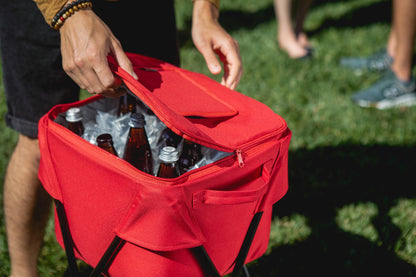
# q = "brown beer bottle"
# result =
<box><xmin>178</xmin><ymin>139</ymin><xmax>202</xmax><ymax>174</ymax></box>
<box><xmin>157</xmin><ymin>146</ymin><xmax>180</xmax><ymax>178</ymax></box>
<box><xmin>118</xmin><ymin>93</ymin><xmax>137</xmax><ymax>116</ymax></box>
<box><xmin>65</xmin><ymin>107</ymin><xmax>84</xmax><ymax>136</ymax></box>
<box><xmin>157</xmin><ymin>127</ymin><xmax>182</xmax><ymax>148</ymax></box>
<box><xmin>123</xmin><ymin>113</ymin><xmax>153</xmax><ymax>174</ymax></box>
<box><xmin>96</xmin><ymin>133</ymin><xmax>118</xmax><ymax>156</ymax></box>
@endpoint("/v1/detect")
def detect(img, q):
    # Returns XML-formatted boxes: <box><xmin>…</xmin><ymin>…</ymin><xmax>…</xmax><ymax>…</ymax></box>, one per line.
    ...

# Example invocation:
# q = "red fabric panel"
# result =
<box><xmin>38</xmin><ymin>116</ymin><xmax>63</xmax><ymax>201</ymax></box>
<box><xmin>115</xmin><ymin>184</ymin><xmax>205</xmax><ymax>251</ymax></box>
<box><xmin>136</xmin><ymin>68</ymin><xmax>238</xmax><ymax>118</ymax></box>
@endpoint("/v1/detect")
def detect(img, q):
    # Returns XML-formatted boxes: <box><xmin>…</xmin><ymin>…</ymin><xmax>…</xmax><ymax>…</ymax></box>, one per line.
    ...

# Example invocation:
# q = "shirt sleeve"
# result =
<box><xmin>33</xmin><ymin>0</ymin><xmax>67</xmax><ymax>27</ymax></box>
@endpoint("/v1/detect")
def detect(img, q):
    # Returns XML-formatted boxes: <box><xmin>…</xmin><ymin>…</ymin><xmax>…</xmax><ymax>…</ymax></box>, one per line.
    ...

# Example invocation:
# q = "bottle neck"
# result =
<box><xmin>98</xmin><ymin>142</ymin><xmax>118</xmax><ymax>156</ymax></box>
<box><xmin>128</xmin><ymin>127</ymin><xmax>148</xmax><ymax>145</ymax></box>
<box><xmin>67</xmin><ymin>121</ymin><xmax>84</xmax><ymax>136</ymax></box>
<box><xmin>119</xmin><ymin>94</ymin><xmax>137</xmax><ymax>115</ymax></box>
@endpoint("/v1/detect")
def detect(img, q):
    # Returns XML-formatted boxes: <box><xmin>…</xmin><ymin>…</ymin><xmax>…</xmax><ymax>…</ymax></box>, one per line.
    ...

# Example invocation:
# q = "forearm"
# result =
<box><xmin>33</xmin><ymin>0</ymin><xmax>67</xmax><ymax>26</ymax></box>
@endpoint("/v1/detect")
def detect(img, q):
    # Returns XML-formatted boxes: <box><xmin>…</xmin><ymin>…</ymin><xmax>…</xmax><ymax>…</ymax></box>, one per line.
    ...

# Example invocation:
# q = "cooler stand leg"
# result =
<box><xmin>89</xmin><ymin>236</ymin><xmax>126</xmax><ymax>277</ymax></box>
<box><xmin>55</xmin><ymin>200</ymin><xmax>80</xmax><ymax>277</ymax></box>
<box><xmin>193</xmin><ymin>211</ymin><xmax>263</xmax><ymax>277</ymax></box>
<box><xmin>192</xmin><ymin>246</ymin><xmax>221</xmax><ymax>277</ymax></box>
<box><xmin>231</xmin><ymin>212</ymin><xmax>263</xmax><ymax>277</ymax></box>
<box><xmin>55</xmin><ymin>200</ymin><xmax>125</xmax><ymax>277</ymax></box>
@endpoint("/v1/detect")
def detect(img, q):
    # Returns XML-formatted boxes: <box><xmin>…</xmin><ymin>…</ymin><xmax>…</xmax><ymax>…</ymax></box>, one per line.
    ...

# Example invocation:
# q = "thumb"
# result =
<box><xmin>201</xmin><ymin>48</ymin><xmax>222</xmax><ymax>75</ymax></box>
<box><xmin>111</xmin><ymin>43</ymin><xmax>139</xmax><ymax>80</ymax></box>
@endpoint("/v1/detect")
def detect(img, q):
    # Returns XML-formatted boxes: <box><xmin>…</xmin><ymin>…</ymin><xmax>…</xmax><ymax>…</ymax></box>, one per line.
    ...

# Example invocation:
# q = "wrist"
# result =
<box><xmin>192</xmin><ymin>0</ymin><xmax>220</xmax><ymax>10</ymax></box>
<box><xmin>192</xmin><ymin>0</ymin><xmax>219</xmax><ymax>22</ymax></box>
<box><xmin>51</xmin><ymin>0</ymin><xmax>93</xmax><ymax>30</ymax></box>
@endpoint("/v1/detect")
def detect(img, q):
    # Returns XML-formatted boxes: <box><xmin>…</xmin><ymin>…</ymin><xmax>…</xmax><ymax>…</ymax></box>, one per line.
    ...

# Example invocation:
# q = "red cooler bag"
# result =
<box><xmin>38</xmin><ymin>53</ymin><xmax>291</xmax><ymax>276</ymax></box>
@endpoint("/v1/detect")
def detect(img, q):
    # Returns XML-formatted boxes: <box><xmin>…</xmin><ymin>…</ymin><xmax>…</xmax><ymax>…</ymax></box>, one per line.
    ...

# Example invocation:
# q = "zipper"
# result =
<box><xmin>233</xmin><ymin>129</ymin><xmax>284</xmax><ymax>168</ymax></box>
<box><xmin>50</xmin><ymin>105</ymin><xmax>281</xmax><ymax>188</ymax></box>
<box><xmin>185</xmin><ymin>137</ymin><xmax>278</xmax><ymax>182</ymax></box>
<box><xmin>236</xmin><ymin>149</ymin><xmax>244</xmax><ymax>168</ymax></box>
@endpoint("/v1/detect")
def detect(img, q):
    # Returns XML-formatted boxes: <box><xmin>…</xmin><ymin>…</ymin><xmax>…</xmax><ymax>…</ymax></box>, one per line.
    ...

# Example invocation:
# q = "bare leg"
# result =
<box><xmin>4</xmin><ymin>134</ymin><xmax>52</xmax><ymax>277</ymax></box>
<box><xmin>274</xmin><ymin>0</ymin><xmax>309</xmax><ymax>58</ymax></box>
<box><xmin>386</xmin><ymin>21</ymin><xmax>397</xmax><ymax>58</ymax></box>
<box><xmin>390</xmin><ymin>0</ymin><xmax>416</xmax><ymax>82</ymax></box>
<box><xmin>294</xmin><ymin>0</ymin><xmax>313</xmax><ymax>49</ymax></box>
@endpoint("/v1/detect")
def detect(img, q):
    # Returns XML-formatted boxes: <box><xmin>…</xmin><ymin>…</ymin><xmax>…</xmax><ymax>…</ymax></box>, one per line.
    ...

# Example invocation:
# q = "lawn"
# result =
<box><xmin>2</xmin><ymin>0</ymin><xmax>416</xmax><ymax>275</ymax></box>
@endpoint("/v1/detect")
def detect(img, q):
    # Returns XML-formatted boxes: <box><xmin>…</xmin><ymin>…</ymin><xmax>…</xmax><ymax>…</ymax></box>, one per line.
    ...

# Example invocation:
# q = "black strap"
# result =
<box><xmin>89</xmin><ymin>236</ymin><xmax>126</xmax><ymax>277</ymax></box>
<box><xmin>55</xmin><ymin>200</ymin><xmax>125</xmax><ymax>277</ymax></box>
<box><xmin>231</xmin><ymin>212</ymin><xmax>263</xmax><ymax>277</ymax></box>
<box><xmin>55</xmin><ymin>200</ymin><xmax>80</xmax><ymax>277</ymax></box>
<box><xmin>192</xmin><ymin>246</ymin><xmax>221</xmax><ymax>277</ymax></box>
<box><xmin>192</xmin><ymin>212</ymin><xmax>262</xmax><ymax>277</ymax></box>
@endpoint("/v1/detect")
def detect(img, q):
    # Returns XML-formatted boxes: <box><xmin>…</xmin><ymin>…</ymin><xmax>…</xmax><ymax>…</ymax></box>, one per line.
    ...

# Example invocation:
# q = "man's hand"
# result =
<box><xmin>192</xmin><ymin>0</ymin><xmax>243</xmax><ymax>90</ymax></box>
<box><xmin>59</xmin><ymin>8</ymin><xmax>137</xmax><ymax>97</ymax></box>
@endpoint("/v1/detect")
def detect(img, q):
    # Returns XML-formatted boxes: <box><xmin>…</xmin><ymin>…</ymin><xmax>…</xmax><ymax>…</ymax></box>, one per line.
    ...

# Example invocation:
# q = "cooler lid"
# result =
<box><xmin>109</xmin><ymin>53</ymin><xmax>288</xmax><ymax>152</ymax></box>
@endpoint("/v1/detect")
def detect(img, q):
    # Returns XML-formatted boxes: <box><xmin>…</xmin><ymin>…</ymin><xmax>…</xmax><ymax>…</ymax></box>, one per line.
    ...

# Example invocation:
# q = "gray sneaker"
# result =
<box><xmin>351</xmin><ymin>70</ymin><xmax>416</xmax><ymax>109</ymax></box>
<box><xmin>340</xmin><ymin>48</ymin><xmax>393</xmax><ymax>73</ymax></box>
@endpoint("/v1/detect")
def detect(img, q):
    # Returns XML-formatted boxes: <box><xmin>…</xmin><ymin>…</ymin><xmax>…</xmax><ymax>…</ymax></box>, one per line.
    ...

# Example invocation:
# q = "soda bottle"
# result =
<box><xmin>65</xmin><ymin>107</ymin><xmax>84</xmax><ymax>136</ymax></box>
<box><xmin>118</xmin><ymin>93</ymin><xmax>137</xmax><ymax>116</ymax></box>
<box><xmin>123</xmin><ymin>112</ymin><xmax>153</xmax><ymax>174</ymax></box>
<box><xmin>178</xmin><ymin>139</ymin><xmax>202</xmax><ymax>174</ymax></box>
<box><xmin>157</xmin><ymin>146</ymin><xmax>180</xmax><ymax>178</ymax></box>
<box><xmin>96</xmin><ymin>133</ymin><xmax>118</xmax><ymax>156</ymax></box>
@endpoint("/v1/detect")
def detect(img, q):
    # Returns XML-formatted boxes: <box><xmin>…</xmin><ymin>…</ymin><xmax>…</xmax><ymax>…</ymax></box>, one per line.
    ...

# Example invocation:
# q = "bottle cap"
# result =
<box><xmin>66</xmin><ymin>107</ymin><xmax>83</xmax><ymax>122</ymax></box>
<box><xmin>96</xmin><ymin>133</ymin><xmax>114</xmax><ymax>144</ymax></box>
<box><xmin>159</xmin><ymin>146</ymin><xmax>179</xmax><ymax>163</ymax></box>
<box><xmin>128</xmin><ymin>112</ymin><xmax>145</xmax><ymax>128</ymax></box>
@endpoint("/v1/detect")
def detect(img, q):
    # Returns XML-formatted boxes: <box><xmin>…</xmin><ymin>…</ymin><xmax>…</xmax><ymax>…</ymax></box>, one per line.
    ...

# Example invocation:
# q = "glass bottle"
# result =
<box><xmin>157</xmin><ymin>127</ymin><xmax>182</xmax><ymax>148</ymax></box>
<box><xmin>118</xmin><ymin>93</ymin><xmax>137</xmax><ymax>116</ymax></box>
<box><xmin>123</xmin><ymin>112</ymin><xmax>153</xmax><ymax>174</ymax></box>
<box><xmin>178</xmin><ymin>139</ymin><xmax>203</xmax><ymax>174</ymax></box>
<box><xmin>157</xmin><ymin>146</ymin><xmax>180</xmax><ymax>178</ymax></box>
<box><xmin>96</xmin><ymin>133</ymin><xmax>118</xmax><ymax>156</ymax></box>
<box><xmin>65</xmin><ymin>107</ymin><xmax>84</xmax><ymax>136</ymax></box>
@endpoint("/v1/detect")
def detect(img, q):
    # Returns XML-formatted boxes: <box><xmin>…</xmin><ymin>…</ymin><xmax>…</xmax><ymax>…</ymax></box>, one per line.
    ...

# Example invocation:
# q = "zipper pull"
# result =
<box><xmin>236</xmin><ymin>149</ymin><xmax>245</xmax><ymax>168</ymax></box>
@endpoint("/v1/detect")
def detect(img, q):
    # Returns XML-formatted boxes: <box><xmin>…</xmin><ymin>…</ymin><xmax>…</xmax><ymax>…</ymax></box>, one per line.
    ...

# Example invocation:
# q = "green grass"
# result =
<box><xmin>2</xmin><ymin>0</ymin><xmax>416</xmax><ymax>275</ymax></box>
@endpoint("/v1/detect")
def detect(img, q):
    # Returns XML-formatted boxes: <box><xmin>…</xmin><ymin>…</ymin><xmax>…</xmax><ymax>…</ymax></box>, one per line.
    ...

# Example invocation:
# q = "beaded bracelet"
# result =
<box><xmin>51</xmin><ymin>0</ymin><xmax>93</xmax><ymax>30</ymax></box>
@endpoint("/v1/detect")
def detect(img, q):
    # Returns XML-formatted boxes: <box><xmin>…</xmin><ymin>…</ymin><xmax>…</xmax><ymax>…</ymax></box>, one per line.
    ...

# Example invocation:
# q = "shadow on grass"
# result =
<box><xmin>178</xmin><ymin>0</ymin><xmax>391</xmax><ymax>48</ymax></box>
<box><xmin>247</xmin><ymin>144</ymin><xmax>416</xmax><ymax>276</ymax></box>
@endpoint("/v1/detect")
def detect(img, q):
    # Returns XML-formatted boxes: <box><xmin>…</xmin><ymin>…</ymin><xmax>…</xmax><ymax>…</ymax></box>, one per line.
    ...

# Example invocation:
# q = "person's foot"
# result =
<box><xmin>351</xmin><ymin>70</ymin><xmax>416</xmax><ymax>109</ymax></box>
<box><xmin>278</xmin><ymin>33</ymin><xmax>312</xmax><ymax>59</ymax></box>
<box><xmin>296</xmin><ymin>31</ymin><xmax>313</xmax><ymax>51</ymax></box>
<box><xmin>340</xmin><ymin>48</ymin><xmax>393</xmax><ymax>74</ymax></box>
